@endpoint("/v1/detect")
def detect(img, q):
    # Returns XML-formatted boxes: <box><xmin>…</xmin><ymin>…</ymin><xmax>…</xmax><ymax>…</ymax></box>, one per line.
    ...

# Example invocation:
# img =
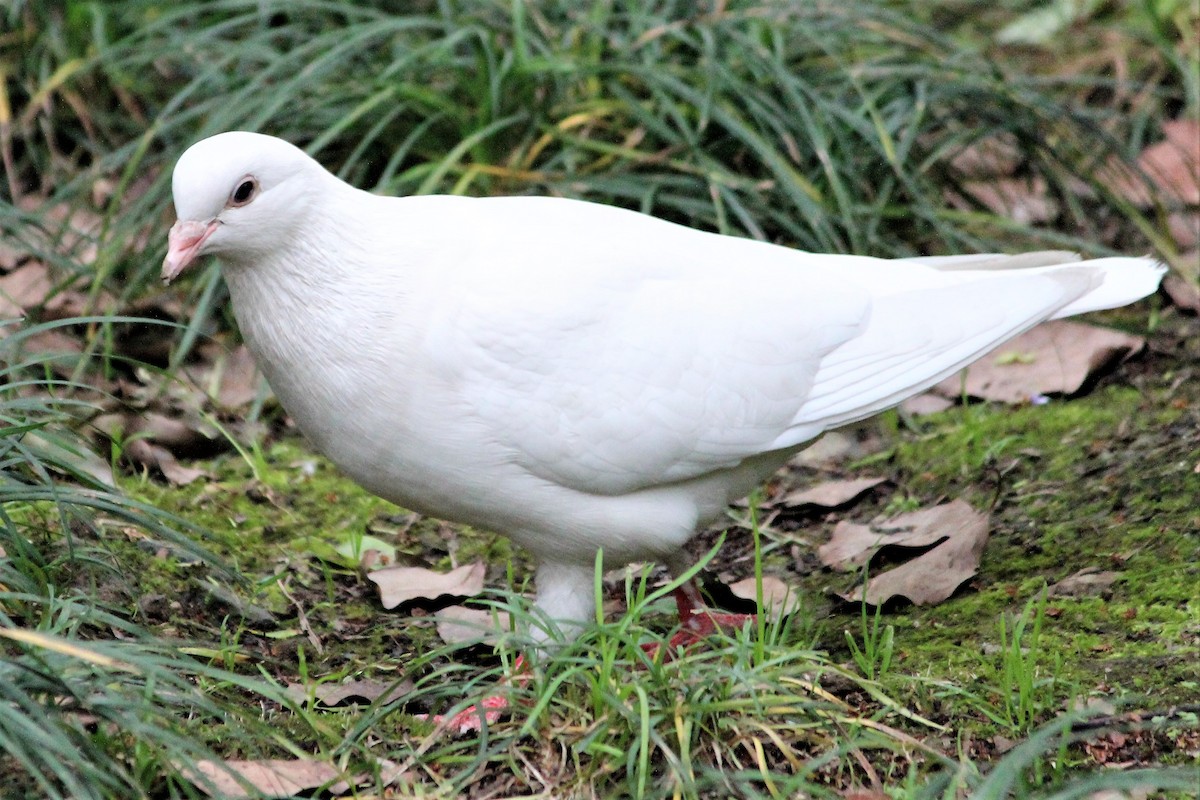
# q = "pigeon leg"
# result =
<box><xmin>642</xmin><ymin>581</ymin><xmax>757</xmax><ymax>659</ymax></box>
<box><xmin>416</xmin><ymin>654</ymin><xmax>530</xmax><ymax>734</ymax></box>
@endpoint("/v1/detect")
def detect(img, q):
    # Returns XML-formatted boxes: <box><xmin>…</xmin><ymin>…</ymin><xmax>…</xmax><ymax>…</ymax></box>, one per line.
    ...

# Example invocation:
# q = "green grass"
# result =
<box><xmin>1</xmin><ymin>0</ymin><xmax>1198</xmax><ymax>796</ymax></box>
<box><xmin>4</xmin><ymin>1</ymin><xmax>1193</xmax><ymax>303</ymax></box>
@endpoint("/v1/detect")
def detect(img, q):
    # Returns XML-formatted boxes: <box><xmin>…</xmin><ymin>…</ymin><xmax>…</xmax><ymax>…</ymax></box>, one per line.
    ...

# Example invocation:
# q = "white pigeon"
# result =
<box><xmin>164</xmin><ymin>131</ymin><xmax>1164</xmax><ymax>641</ymax></box>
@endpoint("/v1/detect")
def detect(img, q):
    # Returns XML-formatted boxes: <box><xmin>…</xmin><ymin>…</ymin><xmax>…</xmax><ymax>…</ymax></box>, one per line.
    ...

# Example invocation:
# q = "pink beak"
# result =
<box><xmin>162</xmin><ymin>219</ymin><xmax>219</xmax><ymax>284</ymax></box>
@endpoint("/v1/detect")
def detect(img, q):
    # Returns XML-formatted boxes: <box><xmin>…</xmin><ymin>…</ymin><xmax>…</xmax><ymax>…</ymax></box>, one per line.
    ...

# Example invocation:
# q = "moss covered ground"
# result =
<box><xmin>75</xmin><ymin>303</ymin><xmax>1194</xmax><ymax>793</ymax></box>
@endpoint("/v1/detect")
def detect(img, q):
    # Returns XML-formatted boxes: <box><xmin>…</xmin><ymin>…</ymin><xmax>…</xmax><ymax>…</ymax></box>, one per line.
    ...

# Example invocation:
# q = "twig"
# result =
<box><xmin>276</xmin><ymin>578</ymin><xmax>323</xmax><ymax>655</ymax></box>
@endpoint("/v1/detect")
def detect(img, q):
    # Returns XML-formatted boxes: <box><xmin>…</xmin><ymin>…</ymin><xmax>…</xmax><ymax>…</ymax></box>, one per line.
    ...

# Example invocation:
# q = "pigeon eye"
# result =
<box><xmin>229</xmin><ymin>178</ymin><xmax>258</xmax><ymax>207</ymax></box>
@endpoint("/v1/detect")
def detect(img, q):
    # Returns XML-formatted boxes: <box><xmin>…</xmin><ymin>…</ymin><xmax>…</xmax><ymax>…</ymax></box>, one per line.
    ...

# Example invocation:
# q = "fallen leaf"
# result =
<box><xmin>781</xmin><ymin>477</ymin><xmax>887</xmax><ymax>509</ymax></box>
<box><xmin>1167</xmin><ymin>211</ymin><xmax>1199</xmax><ymax>250</ymax></box>
<box><xmin>950</xmin><ymin>133</ymin><xmax>1020</xmax><ymax>178</ymax></box>
<box><xmin>792</xmin><ymin>431</ymin><xmax>886</xmax><ymax>468</ymax></box>
<box><xmin>213</xmin><ymin>345</ymin><xmax>264</xmax><ymax>408</ymax></box>
<box><xmin>284</xmin><ymin>678</ymin><xmax>413</xmax><ymax>707</ymax></box>
<box><xmin>0</xmin><ymin>328</ymin><xmax>85</xmax><ymax>378</ymax></box>
<box><xmin>727</xmin><ymin>576</ymin><xmax>801</xmax><ymax>621</ymax></box>
<box><xmin>1089</xmin><ymin>789</ymin><xmax>1152</xmax><ymax>800</ymax></box>
<box><xmin>16</xmin><ymin>198</ymin><xmax>104</xmax><ymax>266</ymax></box>
<box><xmin>122</xmin><ymin>438</ymin><xmax>208</xmax><ymax>485</ymax></box>
<box><xmin>194</xmin><ymin>579</ymin><xmax>275</xmax><ymax>625</ymax></box>
<box><xmin>901</xmin><ymin>392</ymin><xmax>954</xmax><ymax>416</ymax></box>
<box><xmin>185</xmin><ymin>343</ymin><xmax>266</xmax><ymax>409</ymax></box>
<box><xmin>833</xmin><ymin>501</ymin><xmax>990</xmax><ymax>607</ymax></box>
<box><xmin>434</xmin><ymin>604</ymin><xmax>512</xmax><ymax>645</ymax></box>
<box><xmin>0</xmin><ymin>237</ymin><xmax>23</xmax><ymax>271</ymax></box>
<box><xmin>1163</xmin><ymin>275</ymin><xmax>1200</xmax><ymax>314</ymax></box>
<box><xmin>22</xmin><ymin>429</ymin><xmax>115</xmax><ymax>488</ymax></box>
<box><xmin>329</xmin><ymin>758</ymin><xmax>411</xmax><ymax>794</ymax></box>
<box><xmin>0</xmin><ymin>262</ymin><xmax>54</xmax><ymax>318</ymax></box>
<box><xmin>180</xmin><ymin>759</ymin><xmax>339</xmax><ymax>799</ymax></box>
<box><xmin>932</xmin><ymin>320</ymin><xmax>1145</xmax><ymax>404</ymax></box>
<box><xmin>820</xmin><ymin>502</ymin><xmax>970</xmax><ymax>571</ymax></box>
<box><xmin>1048</xmin><ymin>567</ymin><xmax>1120</xmax><ymax>598</ymax></box>
<box><xmin>94</xmin><ymin>411</ymin><xmax>227</xmax><ymax>461</ymax></box>
<box><xmin>1138</xmin><ymin>118</ymin><xmax>1200</xmax><ymax>205</ymax></box>
<box><xmin>957</xmin><ymin>177</ymin><xmax>1058</xmax><ymax>224</ymax></box>
<box><xmin>0</xmin><ymin>261</ymin><xmax>109</xmax><ymax>320</ymax></box>
<box><xmin>991</xmin><ymin>734</ymin><xmax>1017</xmax><ymax>754</ymax></box>
<box><xmin>369</xmin><ymin>562</ymin><xmax>486</xmax><ymax>609</ymax></box>
<box><xmin>996</xmin><ymin>0</ymin><xmax>1102</xmax><ymax>45</ymax></box>
<box><xmin>1106</xmin><ymin>117</ymin><xmax>1200</xmax><ymax>207</ymax></box>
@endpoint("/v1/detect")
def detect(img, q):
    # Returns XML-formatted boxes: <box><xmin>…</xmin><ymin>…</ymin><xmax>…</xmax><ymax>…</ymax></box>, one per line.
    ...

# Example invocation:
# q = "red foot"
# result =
<box><xmin>414</xmin><ymin>655</ymin><xmax>529</xmax><ymax>734</ymax></box>
<box><xmin>415</xmin><ymin>693</ymin><xmax>510</xmax><ymax>734</ymax></box>
<box><xmin>641</xmin><ymin>585</ymin><xmax>757</xmax><ymax>660</ymax></box>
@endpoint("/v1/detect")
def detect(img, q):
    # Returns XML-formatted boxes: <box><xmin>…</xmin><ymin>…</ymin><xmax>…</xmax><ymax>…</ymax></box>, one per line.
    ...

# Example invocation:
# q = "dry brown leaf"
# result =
<box><xmin>1168</xmin><ymin>211</ymin><xmax>1199</xmax><ymax>250</ymax></box>
<box><xmin>435</xmin><ymin>604</ymin><xmax>512</xmax><ymax>645</ymax></box>
<box><xmin>1163</xmin><ymin>274</ymin><xmax>1200</xmax><ymax>313</ymax></box>
<box><xmin>1048</xmin><ymin>567</ymin><xmax>1121</xmax><ymax>598</ymax></box>
<box><xmin>901</xmin><ymin>392</ymin><xmax>955</xmax><ymax>416</ymax></box>
<box><xmin>0</xmin><ymin>260</ymin><xmax>109</xmax><ymax>321</ymax></box>
<box><xmin>0</xmin><ymin>238</ymin><xmax>24</xmax><ymax>272</ymax></box>
<box><xmin>0</xmin><ymin>262</ymin><xmax>53</xmax><ymax>318</ymax></box>
<box><xmin>210</xmin><ymin>345</ymin><xmax>264</xmax><ymax>409</ymax></box>
<box><xmin>792</xmin><ymin>430</ymin><xmax>886</xmax><ymax>469</ymax></box>
<box><xmin>950</xmin><ymin>133</ymin><xmax>1020</xmax><ymax>178</ymax></box>
<box><xmin>832</xmin><ymin>500</ymin><xmax>990</xmax><ymax>607</ymax></box>
<box><xmin>122</xmin><ymin>438</ymin><xmax>208</xmax><ymax>486</ymax></box>
<box><xmin>1088</xmin><ymin>788</ymin><xmax>1153</xmax><ymax>800</ymax></box>
<box><xmin>284</xmin><ymin>678</ymin><xmax>413</xmax><ymax>707</ymax></box>
<box><xmin>957</xmin><ymin>177</ymin><xmax>1058</xmax><ymax>224</ymax></box>
<box><xmin>1106</xmin><ymin>117</ymin><xmax>1200</xmax><ymax>207</ymax></box>
<box><xmin>16</xmin><ymin>198</ymin><xmax>103</xmax><ymax>266</ymax></box>
<box><xmin>178</xmin><ymin>344</ymin><xmax>265</xmax><ymax>410</ymax></box>
<box><xmin>727</xmin><ymin>576</ymin><xmax>801</xmax><ymax>621</ymax></box>
<box><xmin>819</xmin><ymin>503</ymin><xmax>964</xmax><ymax>572</ymax></box>
<box><xmin>329</xmin><ymin>758</ymin><xmax>411</xmax><ymax>794</ymax></box>
<box><xmin>0</xmin><ymin>328</ymin><xmax>84</xmax><ymax>379</ymax></box>
<box><xmin>1138</xmin><ymin>118</ymin><xmax>1199</xmax><ymax>205</ymax></box>
<box><xmin>781</xmin><ymin>477</ymin><xmax>887</xmax><ymax>509</ymax></box>
<box><xmin>96</xmin><ymin>412</ymin><xmax>226</xmax><ymax>463</ymax></box>
<box><xmin>181</xmin><ymin>758</ymin><xmax>340</xmax><ymax>799</ymax></box>
<box><xmin>932</xmin><ymin>320</ymin><xmax>1145</xmax><ymax>404</ymax></box>
<box><xmin>370</xmin><ymin>562</ymin><xmax>486</xmax><ymax>610</ymax></box>
<box><xmin>22</xmin><ymin>429</ymin><xmax>116</xmax><ymax>488</ymax></box>
<box><xmin>132</xmin><ymin>413</ymin><xmax>216</xmax><ymax>452</ymax></box>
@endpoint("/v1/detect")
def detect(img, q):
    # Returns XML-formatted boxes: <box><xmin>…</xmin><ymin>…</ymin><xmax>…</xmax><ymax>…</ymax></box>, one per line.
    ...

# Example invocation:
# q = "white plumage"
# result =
<box><xmin>164</xmin><ymin>131</ymin><xmax>1164</xmax><ymax>637</ymax></box>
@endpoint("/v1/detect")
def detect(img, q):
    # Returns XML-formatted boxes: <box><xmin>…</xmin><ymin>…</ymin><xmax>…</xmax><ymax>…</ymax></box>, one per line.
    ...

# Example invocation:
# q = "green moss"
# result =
<box><xmin>814</xmin><ymin>377</ymin><xmax>1200</xmax><ymax>734</ymax></box>
<box><xmin>89</xmin><ymin>340</ymin><xmax>1198</xmax><ymax>782</ymax></box>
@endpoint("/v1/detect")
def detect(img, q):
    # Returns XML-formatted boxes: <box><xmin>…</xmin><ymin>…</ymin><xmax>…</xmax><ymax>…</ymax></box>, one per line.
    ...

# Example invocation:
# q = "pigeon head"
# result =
<box><xmin>163</xmin><ymin>131</ymin><xmax>326</xmax><ymax>283</ymax></box>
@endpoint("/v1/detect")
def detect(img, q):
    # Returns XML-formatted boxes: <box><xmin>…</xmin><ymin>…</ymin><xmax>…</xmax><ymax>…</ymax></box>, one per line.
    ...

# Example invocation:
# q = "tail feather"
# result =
<box><xmin>1047</xmin><ymin>257</ymin><xmax>1166</xmax><ymax>318</ymax></box>
<box><xmin>784</xmin><ymin>267</ymin><xmax>1105</xmax><ymax>436</ymax></box>
<box><xmin>903</xmin><ymin>250</ymin><xmax>1081</xmax><ymax>271</ymax></box>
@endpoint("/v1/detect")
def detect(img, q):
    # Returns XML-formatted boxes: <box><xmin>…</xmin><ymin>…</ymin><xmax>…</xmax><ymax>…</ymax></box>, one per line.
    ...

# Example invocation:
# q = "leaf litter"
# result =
<box><xmin>1047</xmin><ymin>567</ymin><xmax>1121</xmax><ymax>599</ymax></box>
<box><xmin>369</xmin><ymin>561</ymin><xmax>486</xmax><ymax>609</ymax></box>
<box><xmin>780</xmin><ymin>476</ymin><xmax>889</xmax><ymax>510</ymax></box>
<box><xmin>931</xmin><ymin>320</ymin><xmax>1146</xmax><ymax>404</ymax></box>
<box><xmin>1</xmin><ymin>112</ymin><xmax>1191</xmax><ymax>798</ymax></box>
<box><xmin>727</xmin><ymin>576</ymin><xmax>803</xmax><ymax>621</ymax></box>
<box><xmin>821</xmin><ymin>500</ymin><xmax>991</xmax><ymax>607</ymax></box>
<box><xmin>435</xmin><ymin>604</ymin><xmax>513</xmax><ymax>645</ymax></box>
<box><xmin>284</xmin><ymin>677</ymin><xmax>414</xmax><ymax>707</ymax></box>
<box><xmin>180</xmin><ymin>759</ymin><xmax>340</xmax><ymax>799</ymax></box>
